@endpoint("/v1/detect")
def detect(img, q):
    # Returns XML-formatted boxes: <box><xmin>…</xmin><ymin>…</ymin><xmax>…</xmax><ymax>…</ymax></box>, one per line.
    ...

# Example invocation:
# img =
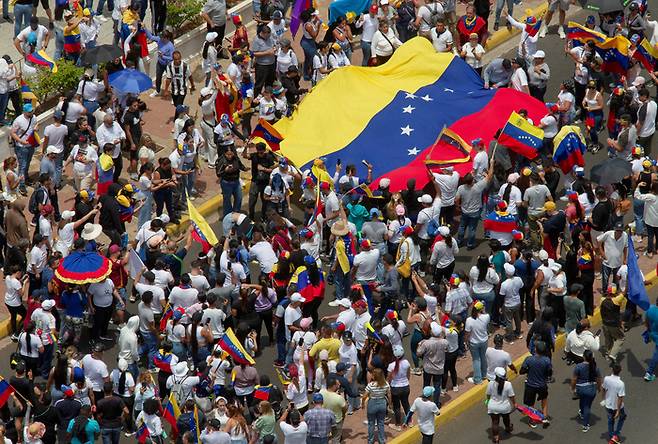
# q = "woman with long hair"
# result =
<box><xmin>485</xmin><ymin>367</ymin><xmax>516</xmax><ymax>443</ymax></box>
<box><xmin>252</xmin><ymin>400</ymin><xmax>276</xmax><ymax>443</ymax></box>
<box><xmin>406</xmin><ymin>297</ymin><xmax>430</xmax><ymax>375</ymax></box>
<box><xmin>314</xmin><ymin>349</ymin><xmax>336</xmax><ymax>391</ymax></box>
<box><xmin>465</xmin><ymin>302</ymin><xmax>490</xmax><ymax>385</ymax></box>
<box><xmin>136</xmin><ymin>398</ymin><xmax>165</xmax><ymax>443</ymax></box>
<box><xmin>111</xmin><ymin>358</ymin><xmax>135</xmax><ymax>434</ymax></box>
<box><xmin>386</xmin><ymin>345</ymin><xmax>411</xmax><ymax>432</ymax></box>
<box><xmin>429</xmin><ymin>227</ymin><xmax>459</xmax><ymax>284</ymax></box>
<box><xmin>570</xmin><ymin>349</ymin><xmax>601</xmax><ymax>432</ymax></box>
<box><xmin>188</xmin><ymin>311</ymin><xmax>214</xmax><ymax>367</ymax></box>
<box><xmin>270</xmin><ymin>251</ymin><xmax>293</xmax><ymax>290</ymax></box>
<box><xmin>133</xmin><ymin>372</ymin><xmax>157</xmax><ymax>423</ymax></box>
<box><xmin>395</xmin><ymin>225</ymin><xmax>421</xmax><ymax>301</ymax></box>
<box><xmin>166</xmin><ymin>310</ymin><xmax>188</xmax><ymax>361</ymax></box>
<box><xmin>201</xmin><ymin>32</ymin><xmax>218</xmax><ymax>87</ymax></box>
<box><xmin>363</xmin><ymin>367</ymin><xmax>391</xmax><ymax>444</ymax></box>
<box><xmin>332</xmin><ymin>16</ymin><xmax>354</xmax><ymax>61</ymax></box>
<box><xmin>300</xmin><ymin>9</ymin><xmax>320</xmax><ymax>81</ymax></box>
<box><xmin>285</xmin><ymin>363</ymin><xmax>309</xmax><ymax>414</ymax></box>
<box><xmin>233</xmin><ymin>362</ymin><xmax>259</xmax><ymax>407</ymax></box>
<box><xmin>46</xmin><ymin>354</ymin><xmax>70</xmax><ymax>403</ymax></box>
<box><xmin>469</xmin><ymin>255</ymin><xmax>500</xmax><ymax>314</ymax></box>
<box><xmin>19</xmin><ymin>321</ymin><xmax>44</xmax><ymax>379</ymax></box>
<box><xmin>242</xmin><ymin>276</ymin><xmax>277</xmax><ymax>351</ymax></box>
<box><xmin>2</xmin><ymin>156</ymin><xmax>19</xmax><ymax>199</ymax></box>
<box><xmin>224</xmin><ymin>404</ymin><xmax>250</xmax><ymax>444</ymax></box>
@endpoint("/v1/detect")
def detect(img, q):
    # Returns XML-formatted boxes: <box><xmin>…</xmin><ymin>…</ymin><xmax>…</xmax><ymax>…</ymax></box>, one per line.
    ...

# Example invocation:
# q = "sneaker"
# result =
<box><xmin>452</xmin><ymin>385</ymin><xmax>459</xmax><ymax>392</ymax></box>
<box><xmin>3</xmin><ymin>15</ymin><xmax>13</xmax><ymax>23</ymax></box>
<box><xmin>149</xmin><ymin>90</ymin><xmax>159</xmax><ymax>98</ymax></box>
<box><xmin>578</xmin><ymin>409</ymin><xmax>582</xmax><ymax>419</ymax></box>
<box><xmin>582</xmin><ymin>425</ymin><xmax>590</xmax><ymax>433</ymax></box>
<box><xmin>516</xmin><ymin>334</ymin><xmax>524</xmax><ymax>339</ymax></box>
<box><xmin>10</xmin><ymin>334</ymin><xmax>18</xmax><ymax>342</ymax></box>
<box><xmin>467</xmin><ymin>377</ymin><xmax>481</xmax><ymax>385</ymax></box>
<box><xmin>610</xmin><ymin>435</ymin><xmax>620</xmax><ymax>444</ymax></box>
<box><xmin>129</xmin><ymin>295</ymin><xmax>136</xmax><ymax>303</ymax></box>
<box><xmin>644</xmin><ymin>372</ymin><xmax>656</xmax><ymax>382</ymax></box>
<box><xmin>412</xmin><ymin>368</ymin><xmax>423</xmax><ymax>376</ymax></box>
<box><xmin>558</xmin><ymin>27</ymin><xmax>566</xmax><ymax>39</ymax></box>
<box><xmin>149</xmin><ymin>368</ymin><xmax>160</xmax><ymax>373</ymax></box>
<box><xmin>124</xmin><ymin>432</ymin><xmax>135</xmax><ymax>437</ymax></box>
<box><xmin>529</xmin><ymin>421</ymin><xmax>538</xmax><ymax>429</ymax></box>
<box><xmin>542</xmin><ymin>418</ymin><xmax>550</xmax><ymax>428</ymax></box>
<box><xmin>538</xmin><ymin>25</ymin><xmax>547</xmax><ymax>38</ymax></box>
<box><xmin>347</xmin><ymin>409</ymin><xmax>354</xmax><ymax>416</ymax></box>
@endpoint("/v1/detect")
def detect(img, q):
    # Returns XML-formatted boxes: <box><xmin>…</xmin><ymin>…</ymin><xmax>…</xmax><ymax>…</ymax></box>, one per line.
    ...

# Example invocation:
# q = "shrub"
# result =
<box><xmin>26</xmin><ymin>59</ymin><xmax>84</xmax><ymax>112</ymax></box>
<box><xmin>167</xmin><ymin>0</ymin><xmax>205</xmax><ymax>37</ymax></box>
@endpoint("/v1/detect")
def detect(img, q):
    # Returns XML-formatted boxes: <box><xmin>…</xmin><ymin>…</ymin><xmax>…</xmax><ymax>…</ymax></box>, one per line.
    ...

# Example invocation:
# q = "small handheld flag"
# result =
<box><xmin>498</xmin><ymin>111</ymin><xmax>544</xmax><ymax>159</ymax></box>
<box><xmin>365</xmin><ymin>321</ymin><xmax>384</xmax><ymax>344</ymax></box>
<box><xmin>0</xmin><ymin>379</ymin><xmax>15</xmax><ymax>408</ymax></box>
<box><xmin>218</xmin><ymin>327</ymin><xmax>256</xmax><ymax>365</ymax></box>
<box><xmin>136</xmin><ymin>422</ymin><xmax>150</xmax><ymax>444</ymax></box>
<box><xmin>162</xmin><ymin>393</ymin><xmax>180</xmax><ymax>436</ymax></box>
<box><xmin>188</xmin><ymin>198</ymin><xmax>219</xmax><ymax>254</ymax></box>
<box><xmin>251</xmin><ymin>118</ymin><xmax>284</xmax><ymax>151</ymax></box>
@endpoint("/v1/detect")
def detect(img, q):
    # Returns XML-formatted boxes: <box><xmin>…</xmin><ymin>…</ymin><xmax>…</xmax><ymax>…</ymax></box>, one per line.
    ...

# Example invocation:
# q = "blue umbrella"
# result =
<box><xmin>108</xmin><ymin>68</ymin><xmax>153</xmax><ymax>94</ymax></box>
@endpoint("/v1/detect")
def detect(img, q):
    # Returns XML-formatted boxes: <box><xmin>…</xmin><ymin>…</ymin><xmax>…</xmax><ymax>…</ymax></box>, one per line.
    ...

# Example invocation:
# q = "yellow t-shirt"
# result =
<box><xmin>309</xmin><ymin>337</ymin><xmax>341</xmax><ymax>362</ymax></box>
<box><xmin>320</xmin><ymin>388</ymin><xmax>346</xmax><ymax>423</ymax></box>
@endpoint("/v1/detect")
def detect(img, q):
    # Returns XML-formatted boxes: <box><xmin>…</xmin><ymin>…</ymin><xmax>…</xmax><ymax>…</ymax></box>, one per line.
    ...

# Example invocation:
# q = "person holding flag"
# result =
<box><xmin>502</xmin><ymin>11</ymin><xmax>540</xmax><ymax>65</ymax></box>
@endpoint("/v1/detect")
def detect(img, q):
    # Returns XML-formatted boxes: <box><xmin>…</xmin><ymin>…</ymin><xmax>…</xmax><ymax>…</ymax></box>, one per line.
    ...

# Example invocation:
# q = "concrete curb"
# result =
<box><xmin>485</xmin><ymin>3</ymin><xmax>549</xmax><ymax>51</ymax></box>
<box><xmin>390</xmin><ymin>269</ymin><xmax>658</xmax><ymax>444</ymax></box>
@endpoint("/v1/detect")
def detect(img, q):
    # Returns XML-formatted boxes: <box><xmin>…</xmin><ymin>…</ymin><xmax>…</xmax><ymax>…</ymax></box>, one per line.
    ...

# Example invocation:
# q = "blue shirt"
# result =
<box><xmin>521</xmin><ymin>354</ymin><xmax>552</xmax><ymax>388</ymax></box>
<box><xmin>146</xmin><ymin>30</ymin><xmax>175</xmax><ymax>65</ymax></box>
<box><xmin>61</xmin><ymin>290</ymin><xmax>88</xmax><ymax>318</ymax></box>
<box><xmin>573</xmin><ymin>362</ymin><xmax>601</xmax><ymax>385</ymax></box>
<box><xmin>646</xmin><ymin>305</ymin><xmax>658</xmax><ymax>343</ymax></box>
<box><xmin>67</xmin><ymin>417</ymin><xmax>100</xmax><ymax>444</ymax></box>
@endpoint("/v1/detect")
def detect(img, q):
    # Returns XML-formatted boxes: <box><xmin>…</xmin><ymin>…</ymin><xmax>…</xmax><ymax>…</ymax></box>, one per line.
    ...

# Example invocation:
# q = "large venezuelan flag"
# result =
<box><xmin>276</xmin><ymin>38</ymin><xmax>546</xmax><ymax>192</ymax></box>
<box><xmin>633</xmin><ymin>38</ymin><xmax>658</xmax><ymax>71</ymax></box>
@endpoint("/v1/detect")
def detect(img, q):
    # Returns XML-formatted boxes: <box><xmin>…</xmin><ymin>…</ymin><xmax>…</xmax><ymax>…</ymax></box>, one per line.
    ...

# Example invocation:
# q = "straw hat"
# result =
<box><xmin>81</xmin><ymin>223</ymin><xmax>102</xmax><ymax>240</ymax></box>
<box><xmin>330</xmin><ymin>220</ymin><xmax>349</xmax><ymax>236</ymax></box>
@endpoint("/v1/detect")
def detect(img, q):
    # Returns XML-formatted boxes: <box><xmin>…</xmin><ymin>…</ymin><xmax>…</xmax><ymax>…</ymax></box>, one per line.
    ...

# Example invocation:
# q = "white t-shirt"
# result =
<box><xmin>430</xmin><ymin>28</ymin><xmax>453</xmax><ymax>52</ymax></box>
<box><xmin>17</xmin><ymin>25</ymin><xmax>49</xmax><ymax>52</ymax></box>
<box><xmin>432</xmin><ymin>171</ymin><xmax>460</xmax><ymax>206</ymax></box>
<box><xmin>279</xmin><ymin>421</ymin><xmax>308</xmax><ymax>444</ymax></box>
<box><xmin>169</xmin><ymin>286</ymin><xmax>199</xmax><ymax>321</ymax></box>
<box><xmin>638</xmin><ymin>100</ymin><xmax>657</xmax><ymax>137</ymax></box>
<box><xmin>416</xmin><ymin>197</ymin><xmax>442</xmax><ymax>240</ymax></box>
<box><xmin>87</xmin><ymin>279</ymin><xmax>114</xmax><ymax>308</ymax></box>
<box><xmin>284</xmin><ymin>305</ymin><xmax>302</xmax><ymax>341</ymax></box>
<box><xmin>486</xmin><ymin>380</ymin><xmax>515</xmax><ymax>414</ymax></box>
<box><xmin>31</xmin><ymin>308</ymin><xmax>56</xmax><ymax>344</ymax></box>
<box><xmin>462</xmin><ymin>42</ymin><xmax>485</xmax><ymax>69</ymax></box>
<box><xmin>69</xmin><ymin>144</ymin><xmax>98</xmax><ymax>176</ymax></box>
<box><xmin>19</xmin><ymin>332</ymin><xmax>43</xmax><ymax>358</ymax></box>
<box><xmin>510</xmin><ymin>68</ymin><xmax>528</xmax><ymax>92</ymax></box>
<box><xmin>602</xmin><ymin>375</ymin><xmax>625</xmax><ymax>410</ymax></box>
<box><xmin>418</xmin><ymin>3</ymin><xmax>444</xmax><ymax>33</ymax></box>
<box><xmin>540</xmin><ymin>114</ymin><xmax>558</xmax><ymax>138</ymax></box>
<box><xmin>249</xmin><ymin>241</ymin><xmax>278</xmax><ymax>274</ymax></box>
<box><xmin>110</xmin><ymin>369</ymin><xmax>135</xmax><ymax>397</ymax></box>
<box><xmin>465</xmin><ymin>313</ymin><xmax>490</xmax><ymax>344</ymax></box>
<box><xmin>353</xmin><ymin>249</ymin><xmax>380</xmax><ymax>281</ymax></box>
<box><xmin>558</xmin><ymin>90</ymin><xmax>576</xmax><ymax>114</ymax></box>
<box><xmin>134</xmin><ymin>282</ymin><xmax>166</xmax><ymax>314</ymax></box>
<box><xmin>55</xmin><ymin>222</ymin><xmax>75</xmax><ymax>256</ymax></box>
<box><xmin>81</xmin><ymin>354</ymin><xmax>109</xmax><ymax>391</ymax></box>
<box><xmin>382</xmin><ymin>323</ymin><xmax>407</xmax><ymax>349</ymax></box>
<box><xmin>43</xmin><ymin>123</ymin><xmax>69</xmax><ymax>153</ymax></box>
<box><xmin>498</xmin><ymin>184</ymin><xmax>522</xmax><ymax>215</ymax></box>
<box><xmin>485</xmin><ymin>348</ymin><xmax>512</xmax><ymax>380</ymax></box>
<box><xmin>189</xmin><ymin>274</ymin><xmax>210</xmax><ymax>295</ymax></box>
<box><xmin>410</xmin><ymin>398</ymin><xmax>440</xmax><ymax>435</ymax></box>
<box><xmin>386</xmin><ymin>359</ymin><xmax>410</xmax><ymax>387</ymax></box>
<box><xmin>5</xmin><ymin>276</ymin><xmax>23</xmax><ymax>307</ymax></box>
<box><xmin>203</xmin><ymin>307</ymin><xmax>227</xmax><ymax>339</ymax></box>
<box><xmin>219</xmin><ymin>251</ymin><xmax>247</xmax><ymax>285</ymax></box>
<box><xmin>596</xmin><ymin>231</ymin><xmax>628</xmax><ymax>268</ymax></box>
<box><xmin>499</xmin><ymin>276</ymin><xmax>523</xmax><ymax>308</ymax></box>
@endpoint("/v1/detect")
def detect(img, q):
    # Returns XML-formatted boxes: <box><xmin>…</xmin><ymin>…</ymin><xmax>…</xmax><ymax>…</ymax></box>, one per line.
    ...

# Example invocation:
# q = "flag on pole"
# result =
<box><xmin>26</xmin><ymin>49</ymin><xmax>58</xmax><ymax>73</ymax></box>
<box><xmin>136</xmin><ymin>422</ymin><xmax>150</xmax><ymax>444</ymax></box>
<box><xmin>193</xmin><ymin>404</ymin><xmax>201</xmax><ymax>443</ymax></box>
<box><xmin>187</xmin><ymin>198</ymin><xmax>219</xmax><ymax>254</ymax></box>
<box><xmin>251</xmin><ymin>118</ymin><xmax>284</xmax><ymax>151</ymax></box>
<box><xmin>627</xmin><ymin>235</ymin><xmax>650</xmax><ymax>311</ymax></box>
<box><xmin>365</xmin><ymin>321</ymin><xmax>384</xmax><ymax>344</ymax></box>
<box><xmin>0</xmin><ymin>379</ymin><xmax>15</xmax><ymax>408</ymax></box>
<box><xmin>159</xmin><ymin>302</ymin><xmax>173</xmax><ymax>332</ymax></box>
<box><xmin>552</xmin><ymin>125</ymin><xmax>586</xmax><ymax>174</ymax></box>
<box><xmin>218</xmin><ymin>327</ymin><xmax>256</xmax><ymax>365</ymax></box>
<box><xmin>20</xmin><ymin>80</ymin><xmax>38</xmax><ymax>107</ymax></box>
<box><xmin>633</xmin><ymin>38</ymin><xmax>658</xmax><ymax>71</ymax></box>
<box><xmin>162</xmin><ymin>393</ymin><xmax>180</xmax><ymax>435</ymax></box>
<box><xmin>498</xmin><ymin>111</ymin><xmax>544</xmax><ymax>159</ymax></box>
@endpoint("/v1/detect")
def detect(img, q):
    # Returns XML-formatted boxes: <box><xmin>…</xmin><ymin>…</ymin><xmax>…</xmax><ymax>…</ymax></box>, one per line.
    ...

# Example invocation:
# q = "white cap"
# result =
<box><xmin>118</xmin><ymin>358</ymin><xmax>128</xmax><ymax>371</ymax></box>
<box><xmin>41</xmin><ymin>299</ymin><xmax>55</xmax><ymax>310</ymax></box>
<box><xmin>319</xmin><ymin>350</ymin><xmax>329</xmax><ymax>361</ymax></box>
<box><xmin>430</xmin><ymin>321</ymin><xmax>442</xmax><ymax>337</ymax></box>
<box><xmin>533</xmin><ymin>50</ymin><xmax>546</xmax><ymax>58</ymax></box>
<box><xmin>538</xmin><ymin>250</ymin><xmax>549</xmax><ymax>261</ymax></box>
<box><xmin>158</xmin><ymin>214</ymin><xmax>170</xmax><ymax>224</ymax></box>
<box><xmin>393</xmin><ymin>345</ymin><xmax>404</xmax><ymax>358</ymax></box>
<box><xmin>418</xmin><ymin>194</ymin><xmax>433</xmax><ymax>204</ymax></box>
<box><xmin>503</xmin><ymin>263</ymin><xmax>516</xmax><ymax>277</ymax></box>
<box><xmin>205</xmin><ymin>31</ymin><xmax>218</xmax><ymax>42</ymax></box>
<box><xmin>550</xmin><ymin>261</ymin><xmax>562</xmax><ymax>272</ymax></box>
<box><xmin>46</xmin><ymin>145</ymin><xmax>59</xmax><ymax>155</ymax></box>
<box><xmin>380</xmin><ymin>0</ymin><xmax>389</xmax><ymax>4</ymax></box>
<box><xmin>328</xmin><ymin>298</ymin><xmax>351</xmax><ymax>308</ymax></box>
<box><xmin>200</xmin><ymin>86</ymin><xmax>213</xmax><ymax>97</ymax></box>
<box><xmin>61</xmin><ymin>210</ymin><xmax>76</xmax><ymax>221</ymax></box>
<box><xmin>438</xmin><ymin>226</ymin><xmax>450</xmax><ymax>236</ymax></box>
<box><xmin>507</xmin><ymin>172</ymin><xmax>520</xmax><ymax>184</ymax></box>
<box><xmin>311</xmin><ymin>9</ymin><xmax>320</xmax><ymax>15</ymax></box>
<box><xmin>633</xmin><ymin>76</ymin><xmax>646</xmax><ymax>86</ymax></box>
<box><xmin>494</xmin><ymin>367</ymin><xmax>506</xmax><ymax>378</ymax></box>
<box><xmin>379</xmin><ymin>178</ymin><xmax>390</xmax><ymax>189</ymax></box>
<box><xmin>290</xmin><ymin>293</ymin><xmax>306</xmax><ymax>303</ymax></box>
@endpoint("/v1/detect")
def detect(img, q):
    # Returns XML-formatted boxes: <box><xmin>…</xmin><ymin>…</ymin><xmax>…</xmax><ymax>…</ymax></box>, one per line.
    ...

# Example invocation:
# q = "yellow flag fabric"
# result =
<box><xmin>168</xmin><ymin>393</ymin><xmax>181</xmax><ymax>417</ymax></box>
<box><xmin>187</xmin><ymin>198</ymin><xmax>219</xmax><ymax>246</ymax></box>
<box><xmin>275</xmin><ymin>38</ymin><xmax>453</xmax><ymax>168</ymax></box>
<box><xmin>335</xmin><ymin>238</ymin><xmax>350</xmax><ymax>274</ymax></box>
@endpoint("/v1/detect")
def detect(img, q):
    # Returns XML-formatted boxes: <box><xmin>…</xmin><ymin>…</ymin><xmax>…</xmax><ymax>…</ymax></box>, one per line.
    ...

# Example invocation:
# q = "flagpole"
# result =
<box><xmin>0</xmin><ymin>376</ymin><xmax>31</xmax><ymax>407</ymax></box>
<box><xmin>424</xmin><ymin>125</ymin><xmax>447</xmax><ymax>165</ymax></box>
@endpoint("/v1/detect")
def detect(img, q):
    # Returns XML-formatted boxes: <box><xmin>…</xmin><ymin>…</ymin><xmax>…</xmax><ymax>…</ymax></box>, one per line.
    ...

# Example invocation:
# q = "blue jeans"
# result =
<box><xmin>0</xmin><ymin>92</ymin><xmax>8</xmax><ymax>123</ymax></box>
<box><xmin>473</xmin><ymin>290</ymin><xmax>495</xmax><ymax>315</ymax></box>
<box><xmin>606</xmin><ymin>407</ymin><xmax>627</xmax><ymax>439</ymax></box>
<box><xmin>181</xmin><ymin>163</ymin><xmax>196</xmax><ymax>198</ymax></box>
<box><xmin>2</xmin><ymin>0</ymin><xmax>7</xmax><ymax>17</ymax></box>
<box><xmin>495</xmin><ymin>0</ymin><xmax>513</xmax><ymax>25</ymax></box>
<box><xmin>469</xmin><ymin>341</ymin><xmax>488</xmax><ymax>383</ymax></box>
<box><xmin>633</xmin><ymin>197</ymin><xmax>646</xmax><ymax>236</ymax></box>
<box><xmin>13</xmin><ymin>3</ymin><xmax>31</xmax><ymax>37</ymax></box>
<box><xmin>300</xmin><ymin>37</ymin><xmax>316</xmax><ymax>81</ymax></box>
<box><xmin>15</xmin><ymin>145</ymin><xmax>35</xmax><ymax>188</ymax></box>
<box><xmin>647</xmin><ymin>343</ymin><xmax>658</xmax><ymax>375</ymax></box>
<box><xmin>140</xmin><ymin>331</ymin><xmax>158</xmax><ymax>370</ymax></box>
<box><xmin>128</xmin><ymin>362</ymin><xmax>139</xmax><ymax>380</ymax></box>
<box><xmin>54</xmin><ymin>28</ymin><xmax>64</xmax><ymax>60</ymax></box>
<box><xmin>361</xmin><ymin>40</ymin><xmax>372</xmax><ymax>66</ymax></box>
<box><xmin>220</xmin><ymin>179</ymin><xmax>242</xmax><ymax>217</ymax></box>
<box><xmin>457</xmin><ymin>211</ymin><xmax>480</xmax><ymax>248</ymax></box>
<box><xmin>101</xmin><ymin>427</ymin><xmax>121</xmax><ymax>444</ymax></box>
<box><xmin>576</xmin><ymin>384</ymin><xmax>597</xmax><ymax>426</ymax></box>
<box><xmin>410</xmin><ymin>329</ymin><xmax>423</xmax><ymax>368</ymax></box>
<box><xmin>367</xmin><ymin>398</ymin><xmax>387</xmax><ymax>444</ymax></box>
<box><xmin>333</xmin><ymin>266</ymin><xmax>352</xmax><ymax>300</ymax></box>
<box><xmin>587</xmin><ymin>110</ymin><xmax>603</xmax><ymax>145</ymax></box>
<box><xmin>138</xmin><ymin>191</ymin><xmax>153</xmax><ymax>229</ymax></box>
<box><xmin>53</xmin><ymin>153</ymin><xmax>63</xmax><ymax>188</ymax></box>
<box><xmin>39</xmin><ymin>343</ymin><xmax>54</xmax><ymax>379</ymax></box>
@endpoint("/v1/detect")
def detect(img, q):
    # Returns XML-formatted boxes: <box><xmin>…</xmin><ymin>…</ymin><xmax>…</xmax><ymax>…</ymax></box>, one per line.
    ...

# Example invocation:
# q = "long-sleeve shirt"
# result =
<box><xmin>483</xmin><ymin>58</ymin><xmax>512</xmax><ymax>88</ymax></box>
<box><xmin>146</xmin><ymin>29</ymin><xmax>175</xmax><ymax>65</ymax></box>
<box><xmin>506</xmin><ymin>15</ymin><xmax>538</xmax><ymax>59</ymax></box>
<box><xmin>634</xmin><ymin>188</ymin><xmax>658</xmax><ymax>227</ymax></box>
<box><xmin>371</xmin><ymin>28</ymin><xmax>402</xmax><ymax>57</ymax></box>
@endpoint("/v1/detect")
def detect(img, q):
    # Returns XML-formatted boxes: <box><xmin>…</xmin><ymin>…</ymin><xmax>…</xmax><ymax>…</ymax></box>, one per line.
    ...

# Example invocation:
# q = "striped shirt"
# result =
<box><xmin>165</xmin><ymin>61</ymin><xmax>190</xmax><ymax>96</ymax></box>
<box><xmin>365</xmin><ymin>382</ymin><xmax>389</xmax><ymax>399</ymax></box>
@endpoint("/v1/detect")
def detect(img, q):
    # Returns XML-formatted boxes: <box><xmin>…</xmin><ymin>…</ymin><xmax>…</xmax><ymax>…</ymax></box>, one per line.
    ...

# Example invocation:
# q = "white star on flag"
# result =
<box><xmin>421</xmin><ymin>95</ymin><xmax>433</xmax><ymax>102</ymax></box>
<box><xmin>408</xmin><ymin>147</ymin><xmax>420</xmax><ymax>156</ymax></box>
<box><xmin>405</xmin><ymin>93</ymin><xmax>417</xmax><ymax>99</ymax></box>
<box><xmin>401</xmin><ymin>125</ymin><xmax>414</xmax><ymax>136</ymax></box>
<box><xmin>402</xmin><ymin>105</ymin><xmax>415</xmax><ymax>114</ymax></box>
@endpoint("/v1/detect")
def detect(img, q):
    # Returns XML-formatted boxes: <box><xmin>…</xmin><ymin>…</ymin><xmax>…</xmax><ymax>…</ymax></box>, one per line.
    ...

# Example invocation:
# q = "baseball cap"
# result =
<box><xmin>538</xmin><ymin>250</ymin><xmax>549</xmax><ymax>261</ymax></box>
<box><xmin>614</xmin><ymin>221</ymin><xmax>624</xmax><ymax>230</ymax></box>
<box><xmin>533</xmin><ymin>50</ymin><xmax>545</xmax><ymax>59</ymax></box>
<box><xmin>336</xmin><ymin>362</ymin><xmax>347</xmax><ymax>372</ymax></box>
<box><xmin>543</xmin><ymin>201</ymin><xmax>556</xmax><ymax>212</ymax></box>
<box><xmin>290</xmin><ymin>293</ymin><xmax>306</xmax><ymax>303</ymax></box>
<box><xmin>418</xmin><ymin>194</ymin><xmax>433</xmax><ymax>204</ymax></box>
<box><xmin>422</xmin><ymin>386</ymin><xmax>435</xmax><ymax>398</ymax></box>
<box><xmin>360</xmin><ymin>239</ymin><xmax>371</xmax><ymax>249</ymax></box>
<box><xmin>312</xmin><ymin>393</ymin><xmax>323</xmax><ymax>403</ymax></box>
<box><xmin>494</xmin><ymin>367</ymin><xmax>507</xmax><ymax>378</ymax></box>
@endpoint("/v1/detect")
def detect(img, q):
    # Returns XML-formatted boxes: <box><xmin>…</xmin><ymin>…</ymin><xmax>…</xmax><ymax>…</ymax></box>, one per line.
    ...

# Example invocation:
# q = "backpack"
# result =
<box><xmin>28</xmin><ymin>187</ymin><xmax>45</xmax><ymax>215</ymax></box>
<box><xmin>425</xmin><ymin>2</ymin><xmax>442</xmax><ymax>27</ymax></box>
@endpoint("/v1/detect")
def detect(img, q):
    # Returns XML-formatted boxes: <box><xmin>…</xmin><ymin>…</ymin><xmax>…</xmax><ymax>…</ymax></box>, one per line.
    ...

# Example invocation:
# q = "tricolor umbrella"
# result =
<box><xmin>55</xmin><ymin>251</ymin><xmax>112</xmax><ymax>284</ymax></box>
<box><xmin>590</xmin><ymin>157</ymin><xmax>632</xmax><ymax>185</ymax></box>
<box><xmin>108</xmin><ymin>68</ymin><xmax>153</xmax><ymax>94</ymax></box>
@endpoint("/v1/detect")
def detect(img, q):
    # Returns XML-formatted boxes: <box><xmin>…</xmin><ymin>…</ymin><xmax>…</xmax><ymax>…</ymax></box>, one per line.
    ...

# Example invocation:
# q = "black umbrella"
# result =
<box><xmin>81</xmin><ymin>44</ymin><xmax>123</xmax><ymax>66</ymax></box>
<box><xmin>590</xmin><ymin>157</ymin><xmax>632</xmax><ymax>185</ymax></box>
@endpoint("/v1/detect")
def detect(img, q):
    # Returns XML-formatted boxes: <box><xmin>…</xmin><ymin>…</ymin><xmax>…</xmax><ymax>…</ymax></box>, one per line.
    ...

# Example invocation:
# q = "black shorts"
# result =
<box><xmin>32</xmin><ymin>0</ymin><xmax>49</xmax><ymax>9</ymax></box>
<box><xmin>523</xmin><ymin>384</ymin><xmax>548</xmax><ymax>405</ymax></box>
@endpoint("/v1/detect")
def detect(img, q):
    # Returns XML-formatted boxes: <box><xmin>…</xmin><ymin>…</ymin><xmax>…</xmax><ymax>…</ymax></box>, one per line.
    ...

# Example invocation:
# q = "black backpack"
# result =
<box><xmin>28</xmin><ymin>187</ymin><xmax>45</xmax><ymax>215</ymax></box>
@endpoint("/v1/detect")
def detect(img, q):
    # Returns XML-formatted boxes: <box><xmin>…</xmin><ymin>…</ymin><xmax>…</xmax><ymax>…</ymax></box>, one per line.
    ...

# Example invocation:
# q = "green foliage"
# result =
<box><xmin>26</xmin><ymin>59</ymin><xmax>84</xmax><ymax>112</ymax></box>
<box><xmin>166</xmin><ymin>0</ymin><xmax>205</xmax><ymax>37</ymax></box>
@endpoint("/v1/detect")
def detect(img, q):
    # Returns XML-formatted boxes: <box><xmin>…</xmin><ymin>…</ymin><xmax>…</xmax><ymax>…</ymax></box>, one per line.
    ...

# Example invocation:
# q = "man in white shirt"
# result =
<box><xmin>76</xmin><ymin>70</ymin><xmax>105</xmax><ymax>127</ymax></box>
<box><xmin>430</xmin><ymin>19</ymin><xmax>453</xmax><ymax>53</ymax></box>
<box><xmin>433</xmin><ymin>167</ymin><xmax>459</xmax><ymax>226</ymax></box>
<box><xmin>602</xmin><ymin>363</ymin><xmax>626</xmax><ymax>442</ymax></box>
<box><xmin>356</xmin><ymin>5</ymin><xmax>379</xmax><ymax>65</ymax></box>
<box><xmin>249</xmin><ymin>227</ymin><xmax>278</xmax><ymax>274</ymax></box>
<box><xmin>350</xmin><ymin>300</ymin><xmax>371</xmax><ymax>351</ymax></box>
<box><xmin>284</xmin><ymin>293</ymin><xmax>305</xmax><ymax>341</ymax></box>
<box><xmin>597</xmin><ymin>223</ymin><xmax>628</xmax><ymax>292</ymax></box>
<box><xmin>416</xmin><ymin>187</ymin><xmax>442</xmax><ymax>244</ymax></box>
<box><xmin>95</xmin><ymin>113</ymin><xmax>126</xmax><ymax>181</ymax></box>
<box><xmin>415</xmin><ymin>0</ymin><xmax>444</xmax><ymax>38</ymax></box>
<box><xmin>81</xmin><ymin>345</ymin><xmax>110</xmax><ymax>399</ymax></box>
<box><xmin>471</xmin><ymin>139</ymin><xmax>489</xmax><ymax>181</ymax></box>
<box><xmin>352</xmin><ymin>239</ymin><xmax>380</xmax><ymax>284</ymax></box>
<box><xmin>14</xmin><ymin>17</ymin><xmax>50</xmax><ymax>57</ymax></box>
<box><xmin>636</xmin><ymin>88</ymin><xmax>656</xmax><ymax>155</ymax></box>
<box><xmin>168</xmin><ymin>274</ymin><xmax>200</xmax><ymax>323</ymax></box>
<box><xmin>134</xmin><ymin>269</ymin><xmax>166</xmax><ymax>314</ymax></box>
<box><xmin>510</xmin><ymin>57</ymin><xmax>529</xmax><ymax>94</ymax></box>
<box><xmin>41</xmin><ymin>109</ymin><xmax>68</xmax><ymax>186</ymax></box>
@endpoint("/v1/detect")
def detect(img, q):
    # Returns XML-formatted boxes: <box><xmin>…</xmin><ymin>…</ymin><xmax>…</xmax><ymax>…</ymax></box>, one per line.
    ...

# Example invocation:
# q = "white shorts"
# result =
<box><xmin>548</xmin><ymin>0</ymin><xmax>570</xmax><ymax>11</ymax></box>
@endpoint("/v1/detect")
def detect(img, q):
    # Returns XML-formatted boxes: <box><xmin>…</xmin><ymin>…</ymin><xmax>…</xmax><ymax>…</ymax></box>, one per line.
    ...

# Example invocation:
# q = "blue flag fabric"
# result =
<box><xmin>627</xmin><ymin>236</ymin><xmax>650</xmax><ymax>311</ymax></box>
<box><xmin>329</xmin><ymin>0</ymin><xmax>371</xmax><ymax>23</ymax></box>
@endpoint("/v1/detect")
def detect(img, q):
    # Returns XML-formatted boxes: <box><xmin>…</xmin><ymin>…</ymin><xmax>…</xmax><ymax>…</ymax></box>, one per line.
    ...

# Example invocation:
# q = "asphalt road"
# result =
<box><xmin>438</xmin><ymin>285</ymin><xmax>658</xmax><ymax>444</ymax></box>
